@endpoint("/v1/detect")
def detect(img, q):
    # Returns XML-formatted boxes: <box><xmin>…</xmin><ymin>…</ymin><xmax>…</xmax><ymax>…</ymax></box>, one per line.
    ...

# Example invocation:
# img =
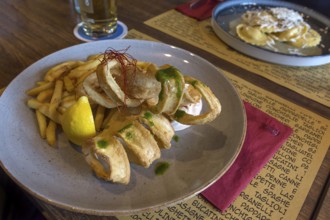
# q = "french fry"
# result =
<box><xmin>36</xmin><ymin>88</ymin><xmax>54</xmax><ymax>102</ymax></box>
<box><xmin>38</xmin><ymin>104</ymin><xmax>61</xmax><ymax>124</ymax></box>
<box><xmin>67</xmin><ymin>59</ymin><xmax>101</xmax><ymax>79</ymax></box>
<box><xmin>57</xmin><ymin>106</ymin><xmax>67</xmax><ymax>114</ymax></box>
<box><xmin>49</xmin><ymin>80</ymin><xmax>63</xmax><ymax>118</ymax></box>
<box><xmin>27</xmin><ymin>99</ymin><xmax>44</xmax><ymax>109</ymax></box>
<box><xmin>26</xmin><ymin>81</ymin><xmax>54</xmax><ymax>96</ymax></box>
<box><xmin>62</xmin><ymin>91</ymin><xmax>71</xmax><ymax>98</ymax></box>
<box><xmin>60</xmin><ymin>100</ymin><xmax>76</xmax><ymax>109</ymax></box>
<box><xmin>46</xmin><ymin>120</ymin><xmax>57</xmax><ymax>147</ymax></box>
<box><xmin>94</xmin><ymin>105</ymin><xmax>105</xmax><ymax>131</ymax></box>
<box><xmin>36</xmin><ymin>110</ymin><xmax>47</xmax><ymax>139</ymax></box>
<box><xmin>27</xmin><ymin>100</ymin><xmax>60</xmax><ymax>123</ymax></box>
<box><xmin>36</xmin><ymin>81</ymin><xmax>47</xmax><ymax>86</ymax></box>
<box><xmin>44</xmin><ymin>61</ymin><xmax>84</xmax><ymax>82</ymax></box>
<box><xmin>87</xmin><ymin>54</ymin><xmax>103</xmax><ymax>61</ymax></box>
<box><xmin>25</xmin><ymin>53</ymin><xmax>105</xmax><ymax>147</ymax></box>
<box><xmin>102</xmin><ymin>109</ymin><xmax>115</xmax><ymax>129</ymax></box>
<box><xmin>61</xmin><ymin>94</ymin><xmax>76</xmax><ymax>102</ymax></box>
<box><xmin>58</xmin><ymin>97</ymin><xmax>76</xmax><ymax>112</ymax></box>
<box><xmin>63</xmin><ymin>76</ymin><xmax>75</xmax><ymax>92</ymax></box>
<box><xmin>75</xmin><ymin>70</ymin><xmax>95</xmax><ymax>85</ymax></box>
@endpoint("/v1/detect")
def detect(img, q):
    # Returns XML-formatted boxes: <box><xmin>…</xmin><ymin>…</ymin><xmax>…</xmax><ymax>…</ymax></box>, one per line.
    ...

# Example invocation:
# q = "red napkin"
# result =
<box><xmin>175</xmin><ymin>0</ymin><xmax>222</xmax><ymax>21</ymax></box>
<box><xmin>201</xmin><ymin>101</ymin><xmax>293</xmax><ymax>211</ymax></box>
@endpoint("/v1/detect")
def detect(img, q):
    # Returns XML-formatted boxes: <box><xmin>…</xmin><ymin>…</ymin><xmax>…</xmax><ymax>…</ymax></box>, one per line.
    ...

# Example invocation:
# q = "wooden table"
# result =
<box><xmin>0</xmin><ymin>0</ymin><xmax>329</xmax><ymax>219</ymax></box>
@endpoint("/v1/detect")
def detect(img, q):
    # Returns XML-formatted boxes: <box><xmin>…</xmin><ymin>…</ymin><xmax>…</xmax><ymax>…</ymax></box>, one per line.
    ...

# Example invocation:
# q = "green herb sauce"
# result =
<box><xmin>174</xmin><ymin>109</ymin><xmax>186</xmax><ymax>119</ymax></box>
<box><xmin>118</xmin><ymin>123</ymin><xmax>133</xmax><ymax>133</ymax></box>
<box><xmin>125</xmin><ymin>131</ymin><xmax>134</xmax><ymax>140</ymax></box>
<box><xmin>155</xmin><ymin>162</ymin><xmax>170</xmax><ymax>175</ymax></box>
<box><xmin>97</xmin><ymin>139</ymin><xmax>108</xmax><ymax>149</ymax></box>
<box><xmin>143</xmin><ymin>111</ymin><xmax>154</xmax><ymax>126</ymax></box>
<box><xmin>144</xmin><ymin>111</ymin><xmax>153</xmax><ymax>120</ymax></box>
<box><xmin>190</xmin><ymin>80</ymin><xmax>198</xmax><ymax>88</ymax></box>
<box><xmin>172</xmin><ymin>135</ymin><xmax>179</xmax><ymax>142</ymax></box>
<box><xmin>156</xmin><ymin>67</ymin><xmax>183</xmax><ymax>99</ymax></box>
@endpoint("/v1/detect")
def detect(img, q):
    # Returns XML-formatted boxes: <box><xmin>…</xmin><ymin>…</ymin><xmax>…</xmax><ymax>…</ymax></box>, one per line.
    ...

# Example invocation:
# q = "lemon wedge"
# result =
<box><xmin>61</xmin><ymin>96</ymin><xmax>96</xmax><ymax>146</ymax></box>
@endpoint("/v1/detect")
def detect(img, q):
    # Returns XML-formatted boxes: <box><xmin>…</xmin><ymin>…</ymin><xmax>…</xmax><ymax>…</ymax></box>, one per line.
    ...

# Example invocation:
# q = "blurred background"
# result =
<box><xmin>288</xmin><ymin>0</ymin><xmax>329</xmax><ymax>17</ymax></box>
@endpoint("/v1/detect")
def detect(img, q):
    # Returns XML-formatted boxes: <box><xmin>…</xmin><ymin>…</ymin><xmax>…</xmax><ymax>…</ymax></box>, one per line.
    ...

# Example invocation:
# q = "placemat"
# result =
<box><xmin>118</xmin><ymin>29</ymin><xmax>330</xmax><ymax>220</ymax></box>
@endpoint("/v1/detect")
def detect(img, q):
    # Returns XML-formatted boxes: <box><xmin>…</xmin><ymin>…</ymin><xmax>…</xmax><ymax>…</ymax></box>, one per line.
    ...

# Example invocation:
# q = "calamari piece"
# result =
<box><xmin>271</xmin><ymin>23</ymin><xmax>309</xmax><ymax>42</ymax></box>
<box><xmin>75</xmin><ymin>82</ymin><xmax>89</xmax><ymax>101</ymax></box>
<box><xmin>96</xmin><ymin>60</ymin><xmax>142</xmax><ymax>107</ymax></box>
<box><xmin>83</xmin><ymin>135</ymin><xmax>130</xmax><ymax>184</ymax></box>
<box><xmin>114</xmin><ymin>62</ymin><xmax>161</xmax><ymax>100</ymax></box>
<box><xmin>171</xmin><ymin>99</ymin><xmax>203</xmax><ymax>131</ymax></box>
<box><xmin>103</xmin><ymin>108</ymin><xmax>141</xmax><ymax>133</ymax></box>
<box><xmin>117</xmin><ymin>121</ymin><xmax>160</xmax><ymax>168</ymax></box>
<box><xmin>152</xmin><ymin>66</ymin><xmax>184</xmax><ymax>115</ymax></box>
<box><xmin>236</xmin><ymin>24</ymin><xmax>270</xmax><ymax>46</ymax></box>
<box><xmin>139</xmin><ymin>111</ymin><xmax>174</xmax><ymax>149</ymax></box>
<box><xmin>172</xmin><ymin>76</ymin><xmax>221</xmax><ymax>125</ymax></box>
<box><xmin>180</xmin><ymin>84</ymin><xmax>202</xmax><ymax>107</ymax></box>
<box><xmin>289</xmin><ymin>29</ymin><xmax>321</xmax><ymax>48</ymax></box>
<box><xmin>83</xmin><ymin>73</ymin><xmax>119</xmax><ymax>108</ymax></box>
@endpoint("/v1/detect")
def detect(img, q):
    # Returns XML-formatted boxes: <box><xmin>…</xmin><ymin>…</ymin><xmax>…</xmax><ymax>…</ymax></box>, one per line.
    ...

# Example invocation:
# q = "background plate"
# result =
<box><xmin>212</xmin><ymin>0</ymin><xmax>330</xmax><ymax>66</ymax></box>
<box><xmin>0</xmin><ymin>40</ymin><xmax>246</xmax><ymax>215</ymax></box>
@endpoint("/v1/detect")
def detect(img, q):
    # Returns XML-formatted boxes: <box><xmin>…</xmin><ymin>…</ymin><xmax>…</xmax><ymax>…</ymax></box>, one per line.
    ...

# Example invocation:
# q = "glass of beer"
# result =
<box><xmin>78</xmin><ymin>0</ymin><xmax>117</xmax><ymax>37</ymax></box>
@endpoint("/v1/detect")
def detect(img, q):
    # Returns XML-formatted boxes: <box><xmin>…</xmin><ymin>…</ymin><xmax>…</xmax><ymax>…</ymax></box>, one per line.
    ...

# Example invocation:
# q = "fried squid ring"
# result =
<box><xmin>116</xmin><ymin>121</ymin><xmax>161</xmax><ymax>168</ymax></box>
<box><xmin>97</xmin><ymin>60</ymin><xmax>142</xmax><ymax>107</ymax></box>
<box><xmin>152</xmin><ymin>66</ymin><xmax>185</xmax><ymax>115</ymax></box>
<box><xmin>172</xmin><ymin>76</ymin><xmax>221</xmax><ymax>125</ymax></box>
<box><xmin>83</xmin><ymin>73</ymin><xmax>119</xmax><ymax>108</ymax></box>
<box><xmin>83</xmin><ymin>135</ymin><xmax>130</xmax><ymax>184</ymax></box>
<box><xmin>139</xmin><ymin>111</ymin><xmax>174</xmax><ymax>149</ymax></box>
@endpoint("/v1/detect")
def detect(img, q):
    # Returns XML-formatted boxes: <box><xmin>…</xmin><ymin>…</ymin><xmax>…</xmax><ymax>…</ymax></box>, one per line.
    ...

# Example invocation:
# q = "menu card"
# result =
<box><xmin>117</xmin><ymin>30</ymin><xmax>330</xmax><ymax>220</ymax></box>
<box><xmin>144</xmin><ymin>10</ymin><xmax>330</xmax><ymax>107</ymax></box>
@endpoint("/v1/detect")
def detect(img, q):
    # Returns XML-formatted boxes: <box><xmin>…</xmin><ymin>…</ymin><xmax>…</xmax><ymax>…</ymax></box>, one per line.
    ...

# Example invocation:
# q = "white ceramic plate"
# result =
<box><xmin>0</xmin><ymin>40</ymin><xmax>246</xmax><ymax>215</ymax></box>
<box><xmin>212</xmin><ymin>0</ymin><xmax>330</xmax><ymax>66</ymax></box>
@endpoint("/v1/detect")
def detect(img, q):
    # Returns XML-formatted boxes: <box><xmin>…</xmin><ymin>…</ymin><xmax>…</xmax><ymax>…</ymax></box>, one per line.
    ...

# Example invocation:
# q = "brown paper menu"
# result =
<box><xmin>119</xmin><ymin>30</ymin><xmax>330</xmax><ymax>220</ymax></box>
<box><xmin>144</xmin><ymin>10</ymin><xmax>330</xmax><ymax>108</ymax></box>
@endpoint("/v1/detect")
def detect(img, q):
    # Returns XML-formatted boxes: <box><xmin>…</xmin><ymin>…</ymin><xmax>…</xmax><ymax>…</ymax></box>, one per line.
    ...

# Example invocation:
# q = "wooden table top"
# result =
<box><xmin>0</xmin><ymin>0</ymin><xmax>329</xmax><ymax>219</ymax></box>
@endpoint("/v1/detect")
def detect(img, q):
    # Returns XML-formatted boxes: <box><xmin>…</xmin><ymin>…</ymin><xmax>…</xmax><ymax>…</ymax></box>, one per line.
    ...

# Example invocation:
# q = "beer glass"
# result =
<box><xmin>78</xmin><ymin>0</ymin><xmax>117</xmax><ymax>37</ymax></box>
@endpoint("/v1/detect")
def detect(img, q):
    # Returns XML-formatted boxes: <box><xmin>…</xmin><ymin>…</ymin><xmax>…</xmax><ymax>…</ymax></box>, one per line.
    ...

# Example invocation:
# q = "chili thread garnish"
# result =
<box><xmin>101</xmin><ymin>47</ymin><xmax>137</xmax><ymax>106</ymax></box>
